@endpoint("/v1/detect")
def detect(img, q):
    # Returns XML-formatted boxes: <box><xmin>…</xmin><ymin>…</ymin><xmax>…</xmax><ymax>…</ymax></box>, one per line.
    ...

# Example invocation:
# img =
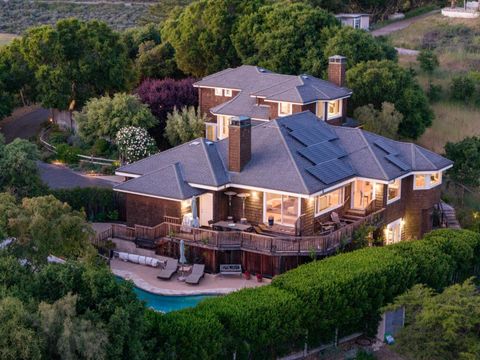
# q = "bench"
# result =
<box><xmin>220</xmin><ymin>264</ymin><xmax>242</xmax><ymax>276</ymax></box>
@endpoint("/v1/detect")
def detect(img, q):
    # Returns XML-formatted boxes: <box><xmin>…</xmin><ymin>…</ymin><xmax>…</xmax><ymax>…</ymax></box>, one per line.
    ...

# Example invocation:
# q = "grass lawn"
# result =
<box><xmin>389</xmin><ymin>14</ymin><xmax>480</xmax><ymax>154</ymax></box>
<box><xmin>0</xmin><ymin>33</ymin><xmax>18</xmax><ymax>47</ymax></box>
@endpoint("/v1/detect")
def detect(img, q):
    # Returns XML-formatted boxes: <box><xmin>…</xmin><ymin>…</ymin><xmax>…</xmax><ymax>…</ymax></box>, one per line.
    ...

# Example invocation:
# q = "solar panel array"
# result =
<box><xmin>287</xmin><ymin>122</ymin><xmax>354</xmax><ymax>185</ymax></box>
<box><xmin>374</xmin><ymin>139</ymin><xmax>410</xmax><ymax>171</ymax></box>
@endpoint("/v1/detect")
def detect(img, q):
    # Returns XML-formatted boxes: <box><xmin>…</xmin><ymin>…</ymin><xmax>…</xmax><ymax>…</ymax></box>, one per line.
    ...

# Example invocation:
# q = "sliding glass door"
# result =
<box><xmin>264</xmin><ymin>193</ymin><xmax>300</xmax><ymax>226</ymax></box>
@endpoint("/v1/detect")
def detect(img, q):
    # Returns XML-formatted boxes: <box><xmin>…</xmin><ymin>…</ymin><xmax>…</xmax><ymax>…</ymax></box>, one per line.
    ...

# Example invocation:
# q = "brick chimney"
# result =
<box><xmin>328</xmin><ymin>55</ymin><xmax>347</xmax><ymax>87</ymax></box>
<box><xmin>228</xmin><ymin>116</ymin><xmax>251</xmax><ymax>172</ymax></box>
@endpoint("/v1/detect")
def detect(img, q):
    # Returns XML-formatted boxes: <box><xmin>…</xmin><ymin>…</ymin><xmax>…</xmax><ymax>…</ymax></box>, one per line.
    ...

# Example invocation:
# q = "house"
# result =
<box><xmin>113</xmin><ymin>110</ymin><xmax>452</xmax><ymax>276</ymax></box>
<box><xmin>194</xmin><ymin>56</ymin><xmax>353</xmax><ymax>141</ymax></box>
<box><xmin>335</xmin><ymin>13</ymin><xmax>370</xmax><ymax>30</ymax></box>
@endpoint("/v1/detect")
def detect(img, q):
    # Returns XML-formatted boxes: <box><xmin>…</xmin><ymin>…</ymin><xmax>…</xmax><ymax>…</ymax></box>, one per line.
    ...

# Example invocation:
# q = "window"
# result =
<box><xmin>353</xmin><ymin>17</ymin><xmax>361</xmax><ymax>29</ymax></box>
<box><xmin>315</xmin><ymin>188</ymin><xmax>344</xmax><ymax>215</ymax></box>
<box><xmin>205</xmin><ymin>123</ymin><xmax>217</xmax><ymax>141</ymax></box>
<box><xmin>217</xmin><ymin>115</ymin><xmax>230</xmax><ymax>139</ymax></box>
<box><xmin>224</xmin><ymin>88</ymin><xmax>232</xmax><ymax>97</ymax></box>
<box><xmin>385</xmin><ymin>218</ymin><xmax>403</xmax><ymax>245</ymax></box>
<box><xmin>316</xmin><ymin>101</ymin><xmax>324</xmax><ymax>120</ymax></box>
<box><xmin>278</xmin><ymin>102</ymin><xmax>292</xmax><ymax>116</ymax></box>
<box><xmin>214</xmin><ymin>88</ymin><xmax>223</xmax><ymax>96</ymax></box>
<box><xmin>414</xmin><ymin>172</ymin><xmax>442</xmax><ymax>190</ymax></box>
<box><xmin>328</xmin><ymin>100</ymin><xmax>341</xmax><ymax>118</ymax></box>
<box><xmin>264</xmin><ymin>193</ymin><xmax>300</xmax><ymax>226</ymax></box>
<box><xmin>387</xmin><ymin>179</ymin><xmax>401</xmax><ymax>204</ymax></box>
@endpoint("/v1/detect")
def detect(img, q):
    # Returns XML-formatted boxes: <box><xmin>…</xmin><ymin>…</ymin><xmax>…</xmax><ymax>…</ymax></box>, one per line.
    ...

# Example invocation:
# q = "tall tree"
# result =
<box><xmin>164</xmin><ymin>106</ymin><xmax>206</xmax><ymax>146</ymax></box>
<box><xmin>20</xmin><ymin>19</ymin><xmax>134</xmax><ymax>112</ymax></box>
<box><xmin>445</xmin><ymin>137</ymin><xmax>480</xmax><ymax>187</ymax></box>
<box><xmin>232</xmin><ymin>2</ymin><xmax>338</xmax><ymax>77</ymax></box>
<box><xmin>347</xmin><ymin>60</ymin><xmax>433</xmax><ymax>139</ymax></box>
<box><xmin>354</xmin><ymin>102</ymin><xmax>402</xmax><ymax>139</ymax></box>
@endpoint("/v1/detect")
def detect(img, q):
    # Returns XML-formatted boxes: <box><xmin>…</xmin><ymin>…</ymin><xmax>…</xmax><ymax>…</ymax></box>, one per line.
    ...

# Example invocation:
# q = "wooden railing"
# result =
<box><xmin>164</xmin><ymin>216</ymin><xmax>181</xmax><ymax>225</ymax></box>
<box><xmin>109</xmin><ymin>209</ymin><xmax>385</xmax><ymax>255</ymax></box>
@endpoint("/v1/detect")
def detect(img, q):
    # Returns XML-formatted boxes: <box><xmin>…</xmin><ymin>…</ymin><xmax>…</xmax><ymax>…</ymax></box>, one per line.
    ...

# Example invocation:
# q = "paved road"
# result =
<box><xmin>0</xmin><ymin>107</ymin><xmax>50</xmax><ymax>143</ymax></box>
<box><xmin>371</xmin><ymin>10</ymin><xmax>440</xmax><ymax>37</ymax></box>
<box><xmin>38</xmin><ymin>161</ymin><xmax>117</xmax><ymax>189</ymax></box>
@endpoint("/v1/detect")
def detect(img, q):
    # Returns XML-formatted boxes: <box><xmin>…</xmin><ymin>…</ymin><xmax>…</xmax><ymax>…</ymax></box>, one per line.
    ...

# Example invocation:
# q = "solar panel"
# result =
<box><xmin>374</xmin><ymin>139</ymin><xmax>398</xmax><ymax>155</ymax></box>
<box><xmin>298</xmin><ymin>141</ymin><xmax>347</xmax><ymax>164</ymax></box>
<box><xmin>290</xmin><ymin>127</ymin><xmax>336</xmax><ymax>146</ymax></box>
<box><xmin>386</xmin><ymin>154</ymin><xmax>410</xmax><ymax>171</ymax></box>
<box><xmin>306</xmin><ymin>159</ymin><xmax>355</xmax><ymax>184</ymax></box>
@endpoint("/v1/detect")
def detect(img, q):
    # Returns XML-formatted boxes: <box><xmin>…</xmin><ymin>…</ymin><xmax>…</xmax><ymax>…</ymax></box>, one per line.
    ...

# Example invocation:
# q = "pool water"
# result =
<box><xmin>116</xmin><ymin>277</ymin><xmax>215</xmax><ymax>312</ymax></box>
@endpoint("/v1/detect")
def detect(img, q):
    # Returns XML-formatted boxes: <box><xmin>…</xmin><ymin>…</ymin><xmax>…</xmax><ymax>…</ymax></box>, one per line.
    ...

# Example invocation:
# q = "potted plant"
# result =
<box><xmin>244</xmin><ymin>270</ymin><xmax>251</xmax><ymax>280</ymax></box>
<box><xmin>268</xmin><ymin>216</ymin><xmax>274</xmax><ymax>227</ymax></box>
<box><xmin>256</xmin><ymin>273</ymin><xmax>263</xmax><ymax>282</ymax></box>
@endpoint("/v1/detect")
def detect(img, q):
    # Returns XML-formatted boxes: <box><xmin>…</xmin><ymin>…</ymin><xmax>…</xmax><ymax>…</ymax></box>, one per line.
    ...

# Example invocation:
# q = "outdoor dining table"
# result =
<box><xmin>212</xmin><ymin>221</ymin><xmax>253</xmax><ymax>232</ymax></box>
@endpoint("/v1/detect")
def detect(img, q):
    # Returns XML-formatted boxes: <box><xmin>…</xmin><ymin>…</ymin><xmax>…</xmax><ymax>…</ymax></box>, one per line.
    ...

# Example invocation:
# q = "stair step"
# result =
<box><xmin>343</xmin><ymin>214</ymin><xmax>363</xmax><ymax>220</ymax></box>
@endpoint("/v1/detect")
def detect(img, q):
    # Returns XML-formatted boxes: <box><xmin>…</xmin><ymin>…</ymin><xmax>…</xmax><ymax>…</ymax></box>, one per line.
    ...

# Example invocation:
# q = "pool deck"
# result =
<box><xmin>105</xmin><ymin>233</ymin><xmax>269</xmax><ymax>296</ymax></box>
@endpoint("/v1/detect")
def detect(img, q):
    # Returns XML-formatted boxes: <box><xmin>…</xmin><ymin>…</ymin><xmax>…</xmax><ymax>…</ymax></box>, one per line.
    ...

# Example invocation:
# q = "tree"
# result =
<box><xmin>140</xmin><ymin>0</ymin><xmax>193</xmax><ymax>25</ymax></box>
<box><xmin>347</xmin><ymin>60</ymin><xmax>433</xmax><ymax>139</ymax></box>
<box><xmin>75</xmin><ymin>93</ymin><xmax>158</xmax><ymax>143</ymax></box>
<box><xmin>0</xmin><ymin>297</ymin><xmax>43</xmax><ymax>360</ymax></box>
<box><xmin>417</xmin><ymin>49</ymin><xmax>439</xmax><ymax>74</ymax></box>
<box><xmin>0</xmin><ymin>135</ymin><xmax>45</xmax><ymax>198</ymax></box>
<box><xmin>161</xmin><ymin>0</ymin><xmax>265</xmax><ymax>77</ymax></box>
<box><xmin>354</xmin><ymin>102</ymin><xmax>403</xmax><ymax>139</ymax></box>
<box><xmin>19</xmin><ymin>19</ymin><xmax>134</xmax><ymax>111</ymax></box>
<box><xmin>6</xmin><ymin>195</ymin><xmax>95</xmax><ymax>266</ymax></box>
<box><xmin>450</xmin><ymin>74</ymin><xmax>476</xmax><ymax>102</ymax></box>
<box><xmin>232</xmin><ymin>2</ymin><xmax>338</xmax><ymax>77</ymax></box>
<box><xmin>323</xmin><ymin>27</ymin><xmax>397</xmax><ymax>69</ymax></box>
<box><xmin>116</xmin><ymin>126</ymin><xmax>157</xmax><ymax>164</ymax></box>
<box><xmin>135</xmin><ymin>41</ymin><xmax>182</xmax><ymax>80</ymax></box>
<box><xmin>164</xmin><ymin>106</ymin><xmax>206</xmax><ymax>146</ymax></box>
<box><xmin>445</xmin><ymin>137</ymin><xmax>480</xmax><ymax>187</ymax></box>
<box><xmin>121</xmin><ymin>23</ymin><xmax>162</xmax><ymax>59</ymax></box>
<box><xmin>389</xmin><ymin>279</ymin><xmax>480</xmax><ymax>360</ymax></box>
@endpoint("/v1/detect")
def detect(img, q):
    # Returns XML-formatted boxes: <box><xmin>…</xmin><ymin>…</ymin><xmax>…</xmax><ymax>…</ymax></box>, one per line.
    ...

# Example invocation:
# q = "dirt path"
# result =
<box><xmin>0</xmin><ymin>106</ymin><xmax>49</xmax><ymax>143</ymax></box>
<box><xmin>371</xmin><ymin>10</ymin><xmax>440</xmax><ymax>37</ymax></box>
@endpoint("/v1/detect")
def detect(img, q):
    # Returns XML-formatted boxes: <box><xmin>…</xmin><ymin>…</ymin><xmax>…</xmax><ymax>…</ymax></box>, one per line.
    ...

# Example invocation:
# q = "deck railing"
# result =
<box><xmin>108</xmin><ymin>208</ymin><xmax>385</xmax><ymax>256</ymax></box>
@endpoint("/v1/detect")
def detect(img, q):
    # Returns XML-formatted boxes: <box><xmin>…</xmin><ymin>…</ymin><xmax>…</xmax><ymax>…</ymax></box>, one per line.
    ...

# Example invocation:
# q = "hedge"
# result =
<box><xmin>149</xmin><ymin>230</ymin><xmax>480</xmax><ymax>359</ymax></box>
<box><xmin>49</xmin><ymin>187</ymin><xmax>124</xmax><ymax>222</ymax></box>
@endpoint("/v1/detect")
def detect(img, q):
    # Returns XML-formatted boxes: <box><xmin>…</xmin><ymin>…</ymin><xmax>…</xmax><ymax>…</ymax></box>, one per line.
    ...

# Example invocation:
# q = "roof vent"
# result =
<box><xmin>301</xmin><ymin>75</ymin><xmax>309</xmax><ymax>79</ymax></box>
<box><xmin>190</xmin><ymin>141</ymin><xmax>200</xmax><ymax>146</ymax></box>
<box><xmin>206</xmin><ymin>141</ymin><xmax>214</xmax><ymax>146</ymax></box>
<box><xmin>259</xmin><ymin>68</ymin><xmax>266</xmax><ymax>73</ymax></box>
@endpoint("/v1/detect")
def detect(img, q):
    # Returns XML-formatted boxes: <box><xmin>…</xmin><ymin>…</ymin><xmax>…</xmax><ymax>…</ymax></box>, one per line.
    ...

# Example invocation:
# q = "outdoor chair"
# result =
<box><xmin>185</xmin><ymin>264</ymin><xmax>205</xmax><ymax>285</ymax></box>
<box><xmin>331</xmin><ymin>212</ymin><xmax>355</xmax><ymax>229</ymax></box>
<box><xmin>157</xmin><ymin>259</ymin><xmax>178</xmax><ymax>280</ymax></box>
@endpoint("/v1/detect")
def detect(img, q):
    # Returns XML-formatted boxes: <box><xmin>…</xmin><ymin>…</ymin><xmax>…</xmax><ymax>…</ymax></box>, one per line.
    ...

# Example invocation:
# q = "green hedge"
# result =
<box><xmin>49</xmin><ymin>187</ymin><xmax>123</xmax><ymax>222</ymax></box>
<box><xmin>148</xmin><ymin>230</ymin><xmax>480</xmax><ymax>359</ymax></box>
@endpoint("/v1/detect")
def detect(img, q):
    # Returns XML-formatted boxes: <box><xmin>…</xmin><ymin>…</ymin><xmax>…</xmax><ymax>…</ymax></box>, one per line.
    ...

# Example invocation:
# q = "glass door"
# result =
<box><xmin>264</xmin><ymin>193</ymin><xmax>299</xmax><ymax>227</ymax></box>
<box><xmin>352</xmin><ymin>180</ymin><xmax>375</xmax><ymax>210</ymax></box>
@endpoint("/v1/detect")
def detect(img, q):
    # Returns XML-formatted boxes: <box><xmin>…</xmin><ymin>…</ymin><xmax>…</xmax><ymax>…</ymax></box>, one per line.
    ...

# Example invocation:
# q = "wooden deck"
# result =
<box><xmin>107</xmin><ymin>209</ymin><xmax>385</xmax><ymax>256</ymax></box>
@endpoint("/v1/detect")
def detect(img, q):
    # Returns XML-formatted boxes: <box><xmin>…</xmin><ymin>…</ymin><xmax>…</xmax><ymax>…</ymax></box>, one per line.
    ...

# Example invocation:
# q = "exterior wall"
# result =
<box><xmin>300</xmin><ymin>102</ymin><xmax>317</xmax><ymax>115</ymax></box>
<box><xmin>328</xmin><ymin>59</ymin><xmax>346</xmax><ymax>87</ymax></box>
<box><xmin>228</xmin><ymin>121</ymin><xmax>251</xmax><ymax>172</ymax></box>
<box><xmin>125</xmin><ymin>193</ymin><xmax>181</xmax><ymax>227</ymax></box>
<box><xmin>198</xmin><ymin>87</ymin><xmax>240</xmax><ymax>120</ymax></box>
<box><xmin>228</xmin><ymin>188</ymin><xmax>264</xmax><ymax>224</ymax></box>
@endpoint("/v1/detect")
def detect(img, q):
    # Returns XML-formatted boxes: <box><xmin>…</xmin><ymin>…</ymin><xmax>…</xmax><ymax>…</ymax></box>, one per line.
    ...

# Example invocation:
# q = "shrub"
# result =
<box><xmin>450</xmin><ymin>74</ymin><xmax>475</xmax><ymax>102</ymax></box>
<box><xmin>55</xmin><ymin>144</ymin><xmax>81</xmax><ymax>164</ymax></box>
<box><xmin>417</xmin><ymin>49</ymin><xmax>439</xmax><ymax>73</ymax></box>
<box><xmin>427</xmin><ymin>82</ymin><xmax>442</xmax><ymax>102</ymax></box>
<box><xmin>116</xmin><ymin>126</ymin><xmax>157</xmax><ymax>164</ymax></box>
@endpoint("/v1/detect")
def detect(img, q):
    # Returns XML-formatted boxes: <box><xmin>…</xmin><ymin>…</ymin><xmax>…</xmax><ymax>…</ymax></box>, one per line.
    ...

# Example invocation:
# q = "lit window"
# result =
<box><xmin>315</xmin><ymin>188</ymin><xmax>344</xmax><ymax>215</ymax></box>
<box><xmin>387</xmin><ymin>179</ymin><xmax>401</xmax><ymax>204</ymax></box>
<box><xmin>278</xmin><ymin>102</ymin><xmax>292</xmax><ymax>116</ymax></box>
<box><xmin>214</xmin><ymin>88</ymin><xmax>223</xmax><ymax>96</ymax></box>
<box><xmin>224</xmin><ymin>88</ymin><xmax>232</xmax><ymax>97</ymax></box>
<box><xmin>414</xmin><ymin>172</ymin><xmax>442</xmax><ymax>190</ymax></box>
<box><xmin>385</xmin><ymin>218</ymin><xmax>403</xmax><ymax>245</ymax></box>
<box><xmin>328</xmin><ymin>100</ymin><xmax>341</xmax><ymax>118</ymax></box>
<box><xmin>353</xmin><ymin>17</ymin><xmax>361</xmax><ymax>29</ymax></box>
<box><xmin>265</xmin><ymin>193</ymin><xmax>300</xmax><ymax>226</ymax></box>
<box><xmin>217</xmin><ymin>115</ymin><xmax>230</xmax><ymax>139</ymax></box>
<box><xmin>205</xmin><ymin>124</ymin><xmax>217</xmax><ymax>141</ymax></box>
<box><xmin>316</xmin><ymin>101</ymin><xmax>324</xmax><ymax>120</ymax></box>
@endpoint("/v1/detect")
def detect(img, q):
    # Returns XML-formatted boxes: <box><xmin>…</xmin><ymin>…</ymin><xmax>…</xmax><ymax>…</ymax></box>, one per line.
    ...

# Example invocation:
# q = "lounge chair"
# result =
<box><xmin>157</xmin><ymin>259</ymin><xmax>178</xmax><ymax>280</ymax></box>
<box><xmin>185</xmin><ymin>264</ymin><xmax>205</xmax><ymax>285</ymax></box>
<box><xmin>331</xmin><ymin>212</ymin><xmax>355</xmax><ymax>228</ymax></box>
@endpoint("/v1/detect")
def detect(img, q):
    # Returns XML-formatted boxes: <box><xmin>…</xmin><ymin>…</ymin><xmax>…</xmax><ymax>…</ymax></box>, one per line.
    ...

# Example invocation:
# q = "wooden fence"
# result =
<box><xmin>108</xmin><ymin>209</ymin><xmax>385</xmax><ymax>256</ymax></box>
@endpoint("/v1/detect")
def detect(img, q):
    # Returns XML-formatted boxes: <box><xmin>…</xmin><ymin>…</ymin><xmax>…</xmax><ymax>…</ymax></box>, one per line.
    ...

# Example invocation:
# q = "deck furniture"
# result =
<box><xmin>212</xmin><ymin>221</ymin><xmax>253</xmax><ymax>232</ymax></box>
<box><xmin>220</xmin><ymin>264</ymin><xmax>242</xmax><ymax>276</ymax></box>
<box><xmin>185</xmin><ymin>264</ymin><xmax>205</xmax><ymax>285</ymax></box>
<box><xmin>157</xmin><ymin>259</ymin><xmax>178</xmax><ymax>280</ymax></box>
<box><xmin>331</xmin><ymin>212</ymin><xmax>355</xmax><ymax>228</ymax></box>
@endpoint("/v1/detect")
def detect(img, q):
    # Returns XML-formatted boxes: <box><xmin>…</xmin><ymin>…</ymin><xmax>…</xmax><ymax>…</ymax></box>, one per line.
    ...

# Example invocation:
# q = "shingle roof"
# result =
<box><xmin>115</xmin><ymin>112</ymin><xmax>452</xmax><ymax>198</ymax></box>
<box><xmin>194</xmin><ymin>65</ymin><xmax>352</xmax><ymax>119</ymax></box>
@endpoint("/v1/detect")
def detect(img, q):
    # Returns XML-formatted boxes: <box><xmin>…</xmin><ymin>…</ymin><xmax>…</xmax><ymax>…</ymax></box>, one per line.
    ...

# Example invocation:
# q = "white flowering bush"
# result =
<box><xmin>116</xmin><ymin>126</ymin><xmax>157</xmax><ymax>164</ymax></box>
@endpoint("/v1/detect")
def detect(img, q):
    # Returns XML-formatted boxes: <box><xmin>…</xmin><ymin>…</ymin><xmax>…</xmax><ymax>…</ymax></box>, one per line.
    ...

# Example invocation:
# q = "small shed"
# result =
<box><xmin>376</xmin><ymin>307</ymin><xmax>405</xmax><ymax>342</ymax></box>
<box><xmin>335</xmin><ymin>13</ymin><xmax>370</xmax><ymax>30</ymax></box>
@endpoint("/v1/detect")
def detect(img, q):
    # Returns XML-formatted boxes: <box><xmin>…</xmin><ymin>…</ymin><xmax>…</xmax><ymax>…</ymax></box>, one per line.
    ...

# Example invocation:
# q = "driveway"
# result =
<box><xmin>371</xmin><ymin>10</ymin><xmax>440</xmax><ymax>37</ymax></box>
<box><xmin>0</xmin><ymin>106</ymin><xmax>50</xmax><ymax>143</ymax></box>
<box><xmin>38</xmin><ymin>161</ymin><xmax>117</xmax><ymax>189</ymax></box>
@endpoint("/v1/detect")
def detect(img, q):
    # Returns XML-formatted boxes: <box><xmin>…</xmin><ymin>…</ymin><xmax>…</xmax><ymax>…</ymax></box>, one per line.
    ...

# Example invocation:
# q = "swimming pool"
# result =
<box><xmin>116</xmin><ymin>277</ymin><xmax>215</xmax><ymax>312</ymax></box>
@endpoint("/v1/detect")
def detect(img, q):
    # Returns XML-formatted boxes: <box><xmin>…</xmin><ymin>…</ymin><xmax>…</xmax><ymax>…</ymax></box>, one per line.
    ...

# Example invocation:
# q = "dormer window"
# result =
<box><xmin>328</xmin><ymin>100</ymin><xmax>341</xmax><ymax>118</ymax></box>
<box><xmin>414</xmin><ymin>172</ymin><xmax>442</xmax><ymax>190</ymax></box>
<box><xmin>224</xmin><ymin>88</ymin><xmax>232</xmax><ymax>97</ymax></box>
<box><xmin>214</xmin><ymin>88</ymin><xmax>223</xmax><ymax>96</ymax></box>
<box><xmin>278</xmin><ymin>102</ymin><xmax>292</xmax><ymax>117</ymax></box>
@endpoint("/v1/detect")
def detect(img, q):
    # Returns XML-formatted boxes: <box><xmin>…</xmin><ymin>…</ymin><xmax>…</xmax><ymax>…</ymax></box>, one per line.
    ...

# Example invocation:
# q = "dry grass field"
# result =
<box><xmin>0</xmin><ymin>33</ymin><xmax>18</xmax><ymax>47</ymax></box>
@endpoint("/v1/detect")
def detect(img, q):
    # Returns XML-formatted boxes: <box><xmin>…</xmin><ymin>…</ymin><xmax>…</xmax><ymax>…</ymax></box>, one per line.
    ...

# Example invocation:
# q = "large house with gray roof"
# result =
<box><xmin>113</xmin><ymin>108</ymin><xmax>452</xmax><ymax>276</ymax></box>
<box><xmin>194</xmin><ymin>56</ymin><xmax>353</xmax><ymax>141</ymax></box>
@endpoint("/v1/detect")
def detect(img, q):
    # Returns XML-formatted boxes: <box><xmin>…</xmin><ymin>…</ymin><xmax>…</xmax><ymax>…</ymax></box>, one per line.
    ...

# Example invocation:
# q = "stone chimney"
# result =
<box><xmin>328</xmin><ymin>55</ymin><xmax>347</xmax><ymax>87</ymax></box>
<box><xmin>228</xmin><ymin>116</ymin><xmax>251</xmax><ymax>172</ymax></box>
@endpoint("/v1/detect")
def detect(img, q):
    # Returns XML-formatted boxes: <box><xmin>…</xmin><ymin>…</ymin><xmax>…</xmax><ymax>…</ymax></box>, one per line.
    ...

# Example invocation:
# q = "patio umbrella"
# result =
<box><xmin>191</xmin><ymin>196</ymin><xmax>200</xmax><ymax>228</ymax></box>
<box><xmin>179</xmin><ymin>239</ymin><xmax>187</xmax><ymax>265</ymax></box>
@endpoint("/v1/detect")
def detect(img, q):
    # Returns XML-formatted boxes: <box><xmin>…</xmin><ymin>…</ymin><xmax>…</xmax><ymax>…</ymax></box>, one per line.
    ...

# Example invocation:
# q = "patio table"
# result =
<box><xmin>212</xmin><ymin>221</ymin><xmax>253</xmax><ymax>232</ymax></box>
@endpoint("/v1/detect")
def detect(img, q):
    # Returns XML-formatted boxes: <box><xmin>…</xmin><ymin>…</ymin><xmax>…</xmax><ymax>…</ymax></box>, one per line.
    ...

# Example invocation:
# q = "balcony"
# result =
<box><xmin>107</xmin><ymin>209</ymin><xmax>385</xmax><ymax>257</ymax></box>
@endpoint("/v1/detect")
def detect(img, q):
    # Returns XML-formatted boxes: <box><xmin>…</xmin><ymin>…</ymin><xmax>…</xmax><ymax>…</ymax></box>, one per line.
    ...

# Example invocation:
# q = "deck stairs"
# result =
<box><xmin>343</xmin><ymin>209</ymin><xmax>366</xmax><ymax>221</ymax></box>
